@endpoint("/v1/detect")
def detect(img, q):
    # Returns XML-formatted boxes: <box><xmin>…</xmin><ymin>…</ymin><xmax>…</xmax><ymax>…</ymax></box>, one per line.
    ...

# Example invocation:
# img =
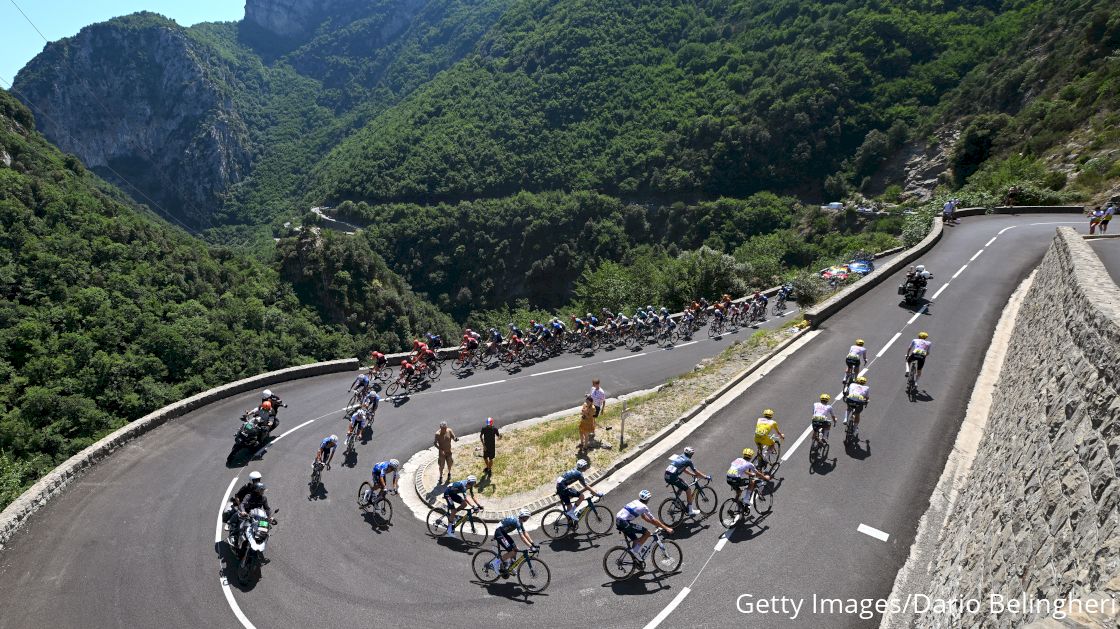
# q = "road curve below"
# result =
<box><xmin>0</xmin><ymin>215</ymin><xmax>1082</xmax><ymax>629</ymax></box>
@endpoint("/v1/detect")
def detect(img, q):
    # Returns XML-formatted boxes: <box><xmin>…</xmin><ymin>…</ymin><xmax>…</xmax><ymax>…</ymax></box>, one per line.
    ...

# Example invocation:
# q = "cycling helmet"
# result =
<box><xmin>466</xmin><ymin>475</ymin><xmax>478</xmax><ymax>485</ymax></box>
<box><xmin>638</xmin><ymin>489</ymin><xmax>652</xmax><ymax>502</ymax></box>
<box><xmin>576</xmin><ymin>459</ymin><xmax>589</xmax><ymax>470</ymax></box>
<box><xmin>586</xmin><ymin>312</ymin><xmax>592</xmax><ymax>319</ymax></box>
<box><xmin>646</xmin><ymin>305</ymin><xmax>653</xmax><ymax>311</ymax></box>
<box><xmin>329</xmin><ymin>434</ymin><xmax>338</xmax><ymax>442</ymax></box>
<box><xmin>918</xmin><ymin>331</ymin><xmax>929</xmax><ymax>339</ymax></box>
<box><xmin>256</xmin><ymin>482</ymin><xmax>267</xmax><ymax>492</ymax></box>
<box><xmin>489</xmin><ymin>327</ymin><xmax>497</xmax><ymax>334</ymax></box>
<box><xmin>660</xmin><ymin>307</ymin><xmax>668</xmax><ymax>315</ymax></box>
<box><xmin>682</xmin><ymin>446</ymin><xmax>695</xmax><ymax>457</ymax></box>
<box><xmin>508</xmin><ymin>323</ymin><xmax>515</xmax><ymax>329</ymax></box>
<box><xmin>529</xmin><ymin>319</ymin><xmax>536</xmax><ymax>325</ymax></box>
<box><xmin>742</xmin><ymin>448</ymin><xmax>755</xmax><ymax>459</ymax></box>
<box><xmin>261</xmin><ymin>389</ymin><xmax>272</xmax><ymax>400</ymax></box>
<box><xmin>518</xmin><ymin>508</ymin><xmax>531</xmax><ymax>519</ymax></box>
<box><xmin>820</xmin><ymin>393</ymin><xmax>831</xmax><ymax>402</ymax></box>
<box><xmin>915</xmin><ymin>265</ymin><xmax>926</xmax><ymax>273</ymax></box>
<box><xmin>762</xmin><ymin>409</ymin><xmax>775</xmax><ymax>418</ymax></box>
<box><xmin>856</xmin><ymin>376</ymin><xmax>868</xmax><ymax>385</ymax></box>
<box><xmin>261</xmin><ymin>400</ymin><xmax>272</xmax><ymax>411</ymax></box>
<box><xmin>389</xmin><ymin>458</ymin><xmax>400</xmax><ymax>468</ymax></box>
<box><xmin>601</xmin><ymin>307</ymin><xmax>609</xmax><ymax>313</ymax></box>
<box><xmin>855</xmin><ymin>339</ymin><xmax>864</xmax><ymax>346</ymax></box>
<box><xmin>249</xmin><ymin>470</ymin><xmax>263</xmax><ymax>482</ymax></box>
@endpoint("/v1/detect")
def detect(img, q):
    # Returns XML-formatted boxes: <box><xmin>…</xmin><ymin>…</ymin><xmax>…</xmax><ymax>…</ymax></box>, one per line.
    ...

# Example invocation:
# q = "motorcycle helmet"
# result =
<box><xmin>249</xmin><ymin>471</ymin><xmax>263</xmax><ymax>482</ymax></box>
<box><xmin>261</xmin><ymin>389</ymin><xmax>273</xmax><ymax>400</ymax></box>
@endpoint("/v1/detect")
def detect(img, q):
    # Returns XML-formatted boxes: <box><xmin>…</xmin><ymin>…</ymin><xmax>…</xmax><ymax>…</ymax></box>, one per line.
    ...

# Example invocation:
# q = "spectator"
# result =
<box><xmin>479</xmin><ymin>417</ymin><xmax>501</xmax><ymax>476</ymax></box>
<box><xmin>589</xmin><ymin>379</ymin><xmax>607</xmax><ymax>417</ymax></box>
<box><xmin>579</xmin><ymin>396</ymin><xmax>596</xmax><ymax>451</ymax></box>
<box><xmin>942</xmin><ymin>198</ymin><xmax>957</xmax><ymax>224</ymax></box>
<box><xmin>1004</xmin><ymin>185</ymin><xmax>1019</xmax><ymax>208</ymax></box>
<box><xmin>433</xmin><ymin>421</ymin><xmax>458</xmax><ymax>484</ymax></box>
<box><xmin>1090</xmin><ymin>207</ymin><xmax>1105</xmax><ymax>235</ymax></box>
<box><xmin>1101</xmin><ymin>203</ymin><xmax>1115</xmax><ymax>234</ymax></box>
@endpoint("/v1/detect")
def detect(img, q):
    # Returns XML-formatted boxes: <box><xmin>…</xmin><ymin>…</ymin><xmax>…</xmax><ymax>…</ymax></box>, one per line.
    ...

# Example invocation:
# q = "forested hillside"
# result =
<box><xmin>0</xmin><ymin>90</ymin><xmax>453</xmax><ymax>507</ymax></box>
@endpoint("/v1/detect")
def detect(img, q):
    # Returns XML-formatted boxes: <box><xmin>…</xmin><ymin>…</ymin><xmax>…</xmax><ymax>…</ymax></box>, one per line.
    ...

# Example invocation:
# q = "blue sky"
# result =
<box><xmin>0</xmin><ymin>0</ymin><xmax>244</xmax><ymax>87</ymax></box>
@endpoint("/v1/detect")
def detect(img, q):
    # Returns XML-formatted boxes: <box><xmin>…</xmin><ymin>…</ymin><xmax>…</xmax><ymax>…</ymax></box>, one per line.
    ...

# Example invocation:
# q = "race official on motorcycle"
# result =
<box><xmin>233</xmin><ymin>480</ymin><xmax>272</xmax><ymax>518</ymax></box>
<box><xmin>257</xmin><ymin>389</ymin><xmax>285</xmax><ymax>431</ymax></box>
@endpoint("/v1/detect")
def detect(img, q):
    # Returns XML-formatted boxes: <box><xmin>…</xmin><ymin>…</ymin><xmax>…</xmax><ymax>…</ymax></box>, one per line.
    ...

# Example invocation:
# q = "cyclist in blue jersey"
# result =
<box><xmin>314</xmin><ymin>434</ymin><xmax>338</xmax><ymax>468</ymax></box>
<box><xmin>664</xmin><ymin>447</ymin><xmax>710</xmax><ymax>516</ymax></box>
<box><xmin>442</xmin><ymin>475</ymin><xmax>482</xmax><ymax>538</ymax></box>
<box><xmin>555</xmin><ymin>459</ymin><xmax>602</xmax><ymax>521</ymax></box>
<box><xmin>488</xmin><ymin>508</ymin><xmax>537</xmax><ymax>576</ymax></box>
<box><xmin>371</xmin><ymin>458</ymin><xmax>400</xmax><ymax>499</ymax></box>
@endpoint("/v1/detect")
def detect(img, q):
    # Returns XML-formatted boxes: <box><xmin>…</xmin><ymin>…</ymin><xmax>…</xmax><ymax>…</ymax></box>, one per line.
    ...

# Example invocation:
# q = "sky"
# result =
<box><xmin>0</xmin><ymin>0</ymin><xmax>245</xmax><ymax>88</ymax></box>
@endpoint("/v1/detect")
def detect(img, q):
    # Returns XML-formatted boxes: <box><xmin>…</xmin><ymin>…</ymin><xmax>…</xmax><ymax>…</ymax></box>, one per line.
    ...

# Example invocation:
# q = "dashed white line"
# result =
<box><xmin>997</xmin><ymin>226</ymin><xmax>1017</xmax><ymax>235</ymax></box>
<box><xmin>985</xmin><ymin>237</ymin><xmax>997</xmax><ymax>247</ymax></box>
<box><xmin>907</xmin><ymin>305</ymin><xmax>927</xmax><ymax>325</ymax></box>
<box><xmin>530</xmin><ymin>365</ymin><xmax>583</xmax><ymax>377</ymax></box>
<box><xmin>876</xmin><ymin>332</ymin><xmax>902</xmax><ymax>358</ymax></box>
<box><xmin>714</xmin><ymin>537</ymin><xmax>728</xmax><ymax>552</ymax></box>
<box><xmin>643</xmin><ymin>586</ymin><xmax>692</xmax><ymax>629</ymax></box>
<box><xmin>603</xmin><ymin>352</ymin><xmax>647</xmax><ymax>363</ymax></box>
<box><xmin>781</xmin><ymin>426</ymin><xmax>813</xmax><ymax>461</ymax></box>
<box><xmin>857</xmin><ymin>523</ymin><xmax>890</xmax><ymax>542</ymax></box>
<box><xmin>673</xmin><ymin>341</ymin><xmax>699</xmax><ymax>348</ymax></box>
<box><xmin>930</xmin><ymin>282</ymin><xmax>949</xmax><ymax>300</ymax></box>
<box><xmin>442</xmin><ymin>380</ymin><xmax>506</xmax><ymax>392</ymax></box>
<box><xmin>951</xmin><ymin>264</ymin><xmax>968</xmax><ymax>279</ymax></box>
<box><xmin>969</xmin><ymin>249</ymin><xmax>984</xmax><ymax>262</ymax></box>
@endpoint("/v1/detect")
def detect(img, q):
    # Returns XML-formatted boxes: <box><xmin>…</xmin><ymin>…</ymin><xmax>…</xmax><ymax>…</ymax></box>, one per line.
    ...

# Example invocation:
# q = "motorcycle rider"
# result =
<box><xmin>228</xmin><ymin>481</ymin><xmax>272</xmax><ymax>555</ymax></box>
<box><xmin>232</xmin><ymin>471</ymin><xmax>265</xmax><ymax>507</ymax></box>
<box><xmin>258</xmin><ymin>389</ymin><xmax>284</xmax><ymax>431</ymax></box>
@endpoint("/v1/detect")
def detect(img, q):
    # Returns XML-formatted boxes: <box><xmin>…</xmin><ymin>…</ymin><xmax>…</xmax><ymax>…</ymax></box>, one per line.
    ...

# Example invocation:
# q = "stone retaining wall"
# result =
<box><xmin>901</xmin><ymin>228</ymin><xmax>1119</xmax><ymax>628</ymax></box>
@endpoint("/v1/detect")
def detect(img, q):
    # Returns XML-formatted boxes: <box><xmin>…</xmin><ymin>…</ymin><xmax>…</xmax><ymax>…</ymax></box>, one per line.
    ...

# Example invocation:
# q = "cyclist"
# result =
<box><xmin>549</xmin><ymin>317</ymin><xmax>566</xmax><ymax>335</ymax></box>
<box><xmin>315</xmin><ymin>434</ymin><xmax>339</xmax><ymax>468</ymax></box>
<box><xmin>370</xmin><ymin>458</ymin><xmax>400</xmax><ymax>499</ymax></box>
<box><xmin>753</xmin><ymin>409</ymin><xmax>785</xmax><ymax>466</ymax></box>
<box><xmin>425</xmin><ymin>332</ymin><xmax>444</xmax><ymax>351</ymax></box>
<box><xmin>489</xmin><ymin>509</ymin><xmax>537</xmax><ymax>576</ymax></box>
<box><xmin>811</xmin><ymin>394</ymin><xmax>837</xmax><ymax>446</ymax></box>
<box><xmin>462</xmin><ymin>328</ymin><xmax>481</xmax><ymax>352</ymax></box>
<box><xmin>600</xmin><ymin>307</ymin><xmax>616</xmax><ymax>321</ymax></box>
<box><xmin>486</xmin><ymin>327</ymin><xmax>503</xmax><ymax>353</ymax></box>
<box><xmin>346</xmin><ymin>405</ymin><xmax>369</xmax><ymax>441</ymax></box>
<box><xmin>529</xmin><ymin>319</ymin><xmax>547</xmax><ymax>338</ymax></box>
<box><xmin>844</xmin><ymin>376</ymin><xmax>871</xmax><ymax>437</ymax></box>
<box><xmin>906</xmin><ymin>331</ymin><xmax>933</xmax><ymax>384</ymax></box>
<box><xmin>556</xmin><ymin>459</ymin><xmax>603</xmax><ymax>521</ymax></box>
<box><xmin>508</xmin><ymin>322</ymin><xmax>523</xmax><ymax>339</ymax></box>
<box><xmin>442</xmin><ymin>475</ymin><xmax>482</xmax><ymax>538</ymax></box>
<box><xmin>664</xmin><ymin>447</ymin><xmax>710</xmax><ymax>516</ymax></box>
<box><xmin>845</xmin><ymin>339</ymin><xmax>868</xmax><ymax>386</ymax></box>
<box><xmin>349</xmin><ymin>371</ymin><xmax>372</xmax><ymax>398</ymax></box>
<box><xmin>369</xmin><ymin>350</ymin><xmax>388</xmax><ymax>374</ymax></box>
<box><xmin>751</xmin><ymin>290</ymin><xmax>769</xmax><ymax>321</ymax></box>
<box><xmin>571</xmin><ymin>314</ymin><xmax>586</xmax><ymax>334</ymax></box>
<box><xmin>585</xmin><ymin>312</ymin><xmax>600</xmax><ymax>335</ymax></box>
<box><xmin>362</xmin><ymin>389</ymin><xmax>381</xmax><ymax>417</ymax></box>
<box><xmin>776</xmin><ymin>283</ymin><xmax>794</xmax><ymax>302</ymax></box>
<box><xmin>398</xmin><ymin>359</ymin><xmax>417</xmax><ymax>384</ymax></box>
<box><xmin>409</xmin><ymin>339</ymin><xmax>429</xmax><ymax>363</ymax></box>
<box><xmin>726</xmin><ymin>448</ymin><xmax>771</xmax><ymax>508</ymax></box>
<box><xmin>615</xmin><ymin>490</ymin><xmax>673</xmax><ymax>554</ymax></box>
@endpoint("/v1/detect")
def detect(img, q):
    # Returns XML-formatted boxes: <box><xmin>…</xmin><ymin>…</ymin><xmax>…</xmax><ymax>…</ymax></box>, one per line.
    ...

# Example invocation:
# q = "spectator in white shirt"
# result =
<box><xmin>589</xmin><ymin>379</ymin><xmax>607</xmax><ymax>417</ymax></box>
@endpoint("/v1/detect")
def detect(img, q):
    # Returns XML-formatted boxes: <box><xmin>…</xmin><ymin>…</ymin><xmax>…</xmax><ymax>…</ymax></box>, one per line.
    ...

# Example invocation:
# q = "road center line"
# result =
<box><xmin>781</xmin><ymin>426</ymin><xmax>813</xmax><ymax>461</ymax></box>
<box><xmin>951</xmin><ymin>264</ymin><xmax>968</xmax><ymax>279</ymax></box>
<box><xmin>714</xmin><ymin>537</ymin><xmax>728</xmax><ymax>552</ymax></box>
<box><xmin>997</xmin><ymin>226</ymin><xmax>1017</xmax><ymax>235</ymax></box>
<box><xmin>442</xmin><ymin>380</ymin><xmax>506</xmax><ymax>392</ymax></box>
<box><xmin>907</xmin><ymin>305</ymin><xmax>928</xmax><ymax>325</ymax></box>
<box><xmin>970</xmin><ymin>249</ymin><xmax>984</xmax><ymax>262</ymax></box>
<box><xmin>930</xmin><ymin>282</ymin><xmax>949</xmax><ymax>300</ymax></box>
<box><xmin>985</xmin><ymin>236</ymin><xmax>997</xmax><ymax>247</ymax></box>
<box><xmin>643</xmin><ymin>586</ymin><xmax>692</xmax><ymax>629</ymax></box>
<box><xmin>876</xmin><ymin>332</ymin><xmax>902</xmax><ymax>358</ymax></box>
<box><xmin>673</xmin><ymin>341</ymin><xmax>699</xmax><ymax>348</ymax></box>
<box><xmin>857</xmin><ymin>523</ymin><xmax>890</xmax><ymax>542</ymax></box>
<box><xmin>530</xmin><ymin>365</ymin><xmax>583</xmax><ymax>377</ymax></box>
<box><xmin>603</xmin><ymin>352</ymin><xmax>647</xmax><ymax>363</ymax></box>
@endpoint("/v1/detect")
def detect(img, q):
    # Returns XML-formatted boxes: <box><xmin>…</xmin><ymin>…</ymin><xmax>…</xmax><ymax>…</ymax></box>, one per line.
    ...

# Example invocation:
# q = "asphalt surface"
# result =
<box><xmin>0</xmin><ymin>215</ymin><xmax>1083</xmax><ymax>629</ymax></box>
<box><xmin>1088</xmin><ymin>238</ymin><xmax>1120</xmax><ymax>286</ymax></box>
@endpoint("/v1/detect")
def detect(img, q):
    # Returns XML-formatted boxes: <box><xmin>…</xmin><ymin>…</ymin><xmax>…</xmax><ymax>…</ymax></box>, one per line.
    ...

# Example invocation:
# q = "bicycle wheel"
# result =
<box><xmin>584</xmin><ymin>504</ymin><xmax>613</xmax><ymax>535</ymax></box>
<box><xmin>385</xmin><ymin>381</ymin><xmax>401</xmax><ymax>397</ymax></box>
<box><xmin>603</xmin><ymin>547</ymin><xmax>638</xmax><ymax>580</ymax></box>
<box><xmin>375</xmin><ymin>367</ymin><xmax>393</xmax><ymax>383</ymax></box>
<box><xmin>458</xmin><ymin>517</ymin><xmax>489</xmax><ymax>546</ymax></box>
<box><xmin>752</xmin><ymin>487</ymin><xmax>774</xmax><ymax>515</ymax></box>
<box><xmin>372</xmin><ymin>498</ymin><xmax>393</xmax><ymax>523</ymax></box>
<box><xmin>767</xmin><ymin>442</ymin><xmax>781</xmax><ymax>467</ymax></box>
<box><xmin>345</xmin><ymin>433</ymin><xmax>357</xmax><ymax>454</ymax></box>
<box><xmin>650</xmin><ymin>540</ymin><xmax>683</xmax><ymax>573</ymax></box>
<box><xmin>425</xmin><ymin>508</ymin><xmax>449</xmax><ymax>536</ymax></box>
<box><xmin>428</xmin><ymin>362</ymin><xmax>442</xmax><ymax>379</ymax></box>
<box><xmin>480</xmin><ymin>348</ymin><xmax>496</xmax><ymax>365</ymax></box>
<box><xmin>452</xmin><ymin>356</ymin><xmax>469</xmax><ymax>372</ymax></box>
<box><xmin>357</xmin><ymin>482</ymin><xmax>373</xmax><ymax>510</ymax></box>
<box><xmin>707</xmin><ymin>322</ymin><xmax>720</xmax><ymax>338</ymax></box>
<box><xmin>718</xmin><ymin>499</ymin><xmax>743</xmax><ymax>528</ymax></box>
<box><xmin>517</xmin><ymin>556</ymin><xmax>551</xmax><ymax>593</ymax></box>
<box><xmin>658</xmin><ymin>498</ymin><xmax>685</xmax><ymax>527</ymax></box>
<box><xmin>540</xmin><ymin>509</ymin><xmax>575</xmax><ymax>539</ymax></box>
<box><xmin>695</xmin><ymin>486</ymin><xmax>718</xmax><ymax>515</ymax></box>
<box><xmin>624</xmin><ymin>332</ymin><xmax>641</xmax><ymax>350</ymax></box>
<box><xmin>471</xmin><ymin>549</ymin><xmax>501</xmax><ymax>584</ymax></box>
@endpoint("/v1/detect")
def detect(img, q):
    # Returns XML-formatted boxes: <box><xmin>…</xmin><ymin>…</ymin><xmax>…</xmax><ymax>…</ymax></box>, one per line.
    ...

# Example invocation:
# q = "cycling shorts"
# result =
<box><xmin>726</xmin><ymin>476</ymin><xmax>748</xmax><ymax>490</ymax></box>
<box><xmin>664</xmin><ymin>473</ymin><xmax>688</xmax><ymax>493</ymax></box>
<box><xmin>556</xmin><ymin>485</ymin><xmax>580</xmax><ymax>502</ymax></box>
<box><xmin>495</xmin><ymin>529</ymin><xmax>515</xmax><ymax>552</ymax></box>
<box><xmin>909</xmin><ymin>355</ymin><xmax>926</xmax><ymax>370</ymax></box>
<box><xmin>812</xmin><ymin>418</ymin><xmax>832</xmax><ymax>431</ymax></box>
<box><xmin>845</xmin><ymin>397</ymin><xmax>866</xmax><ymax>409</ymax></box>
<box><xmin>846</xmin><ymin>356</ymin><xmax>861</xmax><ymax>367</ymax></box>
<box><xmin>444</xmin><ymin>493</ymin><xmax>465</xmax><ymax>509</ymax></box>
<box><xmin>616</xmin><ymin>519</ymin><xmax>645</xmax><ymax>542</ymax></box>
<box><xmin>754</xmin><ymin>435</ymin><xmax>775</xmax><ymax>448</ymax></box>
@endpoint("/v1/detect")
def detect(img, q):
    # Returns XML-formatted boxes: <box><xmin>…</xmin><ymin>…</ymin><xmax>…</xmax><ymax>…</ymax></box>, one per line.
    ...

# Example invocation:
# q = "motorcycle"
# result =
<box><xmin>226</xmin><ymin>415</ymin><xmax>270</xmax><ymax>464</ymax></box>
<box><xmin>226</xmin><ymin>507</ymin><xmax>278</xmax><ymax>584</ymax></box>
<box><xmin>898</xmin><ymin>278</ymin><xmax>927</xmax><ymax>306</ymax></box>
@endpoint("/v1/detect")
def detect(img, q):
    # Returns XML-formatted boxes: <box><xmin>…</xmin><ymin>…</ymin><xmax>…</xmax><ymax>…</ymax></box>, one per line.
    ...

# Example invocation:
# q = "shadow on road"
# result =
<box><xmin>845</xmin><ymin>439</ymin><xmax>871</xmax><ymax>460</ymax></box>
<box><xmin>544</xmin><ymin>534</ymin><xmax>608</xmax><ymax>553</ymax></box>
<box><xmin>361</xmin><ymin>511</ymin><xmax>392</xmax><ymax>533</ymax></box>
<box><xmin>603</xmin><ymin>573</ymin><xmax>678</xmax><ymax>595</ymax></box>
<box><xmin>474</xmin><ymin>580</ymin><xmax>548</xmax><ymax>602</ymax></box>
<box><xmin>308</xmin><ymin>481</ymin><xmax>328</xmax><ymax>501</ymax></box>
<box><xmin>724</xmin><ymin>516</ymin><xmax>771</xmax><ymax>543</ymax></box>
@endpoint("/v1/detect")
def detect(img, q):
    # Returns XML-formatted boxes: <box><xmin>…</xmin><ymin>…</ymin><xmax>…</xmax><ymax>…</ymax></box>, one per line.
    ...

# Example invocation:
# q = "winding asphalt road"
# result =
<box><xmin>0</xmin><ymin>215</ymin><xmax>1083</xmax><ymax>629</ymax></box>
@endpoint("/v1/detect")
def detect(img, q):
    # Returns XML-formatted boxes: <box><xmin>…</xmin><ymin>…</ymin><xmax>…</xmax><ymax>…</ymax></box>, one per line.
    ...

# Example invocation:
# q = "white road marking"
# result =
<box><xmin>1028</xmin><ymin>221</ymin><xmax>1081</xmax><ymax>226</ymax></box>
<box><xmin>530</xmin><ymin>365</ymin><xmax>583</xmax><ymax>377</ymax></box>
<box><xmin>985</xmin><ymin>236</ymin><xmax>997</xmax><ymax>246</ymax></box>
<box><xmin>997</xmin><ymin>226</ymin><xmax>1017</xmax><ymax>235</ymax></box>
<box><xmin>215</xmin><ymin>476</ymin><xmax>239</xmax><ymax>543</ymax></box>
<box><xmin>930</xmin><ymin>282</ymin><xmax>949</xmax><ymax>300</ymax></box>
<box><xmin>952</xmin><ymin>264</ymin><xmax>968</xmax><ymax>279</ymax></box>
<box><xmin>876</xmin><ymin>332</ymin><xmax>902</xmax><ymax>358</ymax></box>
<box><xmin>442</xmin><ymin>380</ymin><xmax>506</xmax><ymax>392</ymax></box>
<box><xmin>714</xmin><ymin>537</ymin><xmax>728</xmax><ymax>552</ymax></box>
<box><xmin>969</xmin><ymin>249</ymin><xmax>984</xmax><ymax>261</ymax></box>
<box><xmin>858</xmin><ymin>368</ymin><xmax>869</xmax><ymax>377</ymax></box>
<box><xmin>273</xmin><ymin>418</ymin><xmax>316</xmax><ymax>441</ymax></box>
<box><xmin>643</xmin><ymin>586</ymin><xmax>692</xmax><ymax>629</ymax></box>
<box><xmin>673</xmin><ymin>341</ymin><xmax>699</xmax><ymax>348</ymax></box>
<box><xmin>603</xmin><ymin>352</ymin><xmax>647</xmax><ymax>363</ymax></box>
<box><xmin>217</xmin><ymin>476</ymin><xmax>257</xmax><ymax>629</ymax></box>
<box><xmin>781</xmin><ymin>426</ymin><xmax>813</xmax><ymax>461</ymax></box>
<box><xmin>857</xmin><ymin>523</ymin><xmax>890</xmax><ymax>542</ymax></box>
<box><xmin>907</xmin><ymin>305</ymin><xmax>928</xmax><ymax>325</ymax></box>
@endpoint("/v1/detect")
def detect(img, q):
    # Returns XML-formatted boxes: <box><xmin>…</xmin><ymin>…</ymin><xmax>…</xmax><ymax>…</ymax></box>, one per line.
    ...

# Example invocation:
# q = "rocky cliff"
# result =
<box><xmin>12</xmin><ymin>14</ymin><xmax>251</xmax><ymax>229</ymax></box>
<box><xmin>245</xmin><ymin>0</ymin><xmax>367</xmax><ymax>39</ymax></box>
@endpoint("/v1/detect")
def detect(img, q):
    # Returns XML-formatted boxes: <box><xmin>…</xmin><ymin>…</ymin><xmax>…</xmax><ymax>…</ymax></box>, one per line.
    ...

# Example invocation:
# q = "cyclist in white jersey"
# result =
<box><xmin>615</xmin><ymin>490</ymin><xmax>673</xmax><ymax>552</ymax></box>
<box><xmin>844</xmin><ymin>339</ymin><xmax>868</xmax><ymax>386</ymax></box>
<box><xmin>726</xmin><ymin>448</ymin><xmax>771</xmax><ymax>507</ymax></box>
<box><xmin>811</xmin><ymin>394</ymin><xmax>838</xmax><ymax>445</ymax></box>
<box><xmin>906</xmin><ymin>331</ymin><xmax>932</xmax><ymax>383</ymax></box>
<box><xmin>844</xmin><ymin>376</ymin><xmax>870</xmax><ymax>437</ymax></box>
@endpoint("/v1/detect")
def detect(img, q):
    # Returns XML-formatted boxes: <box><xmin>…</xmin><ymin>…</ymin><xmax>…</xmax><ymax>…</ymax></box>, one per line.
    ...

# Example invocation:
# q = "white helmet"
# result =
<box><xmin>261</xmin><ymin>389</ymin><xmax>272</xmax><ymax>400</ymax></box>
<box><xmin>518</xmin><ymin>508</ymin><xmax>531</xmax><ymax>519</ymax></box>
<box><xmin>638</xmin><ymin>489</ymin><xmax>652</xmax><ymax>502</ymax></box>
<box><xmin>915</xmin><ymin>265</ymin><xmax>925</xmax><ymax>273</ymax></box>
<box><xmin>248</xmin><ymin>470</ymin><xmax>262</xmax><ymax>482</ymax></box>
<box><xmin>466</xmin><ymin>475</ymin><xmax>478</xmax><ymax>485</ymax></box>
<box><xmin>389</xmin><ymin>458</ymin><xmax>400</xmax><ymax>468</ymax></box>
<box><xmin>329</xmin><ymin>434</ymin><xmax>338</xmax><ymax>442</ymax></box>
<box><xmin>576</xmin><ymin>459</ymin><xmax>589</xmax><ymax>470</ymax></box>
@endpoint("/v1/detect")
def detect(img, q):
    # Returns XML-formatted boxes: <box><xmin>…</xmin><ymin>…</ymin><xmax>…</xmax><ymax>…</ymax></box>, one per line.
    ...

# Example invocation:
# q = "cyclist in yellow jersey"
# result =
<box><xmin>753</xmin><ymin>409</ymin><xmax>785</xmax><ymax>466</ymax></box>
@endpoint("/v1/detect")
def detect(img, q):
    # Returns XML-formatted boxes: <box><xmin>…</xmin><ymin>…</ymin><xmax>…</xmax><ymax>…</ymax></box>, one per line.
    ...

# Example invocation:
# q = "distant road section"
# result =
<box><xmin>1089</xmin><ymin>238</ymin><xmax>1120</xmax><ymax>286</ymax></box>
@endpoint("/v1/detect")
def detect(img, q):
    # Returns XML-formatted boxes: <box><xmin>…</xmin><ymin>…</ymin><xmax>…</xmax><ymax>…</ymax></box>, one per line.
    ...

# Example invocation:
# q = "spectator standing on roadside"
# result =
<box><xmin>1090</xmin><ymin>207</ymin><xmax>1104</xmax><ymax>235</ymax></box>
<box><xmin>579</xmin><ymin>396</ymin><xmax>596</xmax><ymax>451</ymax></box>
<box><xmin>1101</xmin><ymin>203</ymin><xmax>1115</xmax><ymax>234</ymax></box>
<box><xmin>479</xmin><ymin>417</ymin><xmax>501</xmax><ymax>476</ymax></box>
<box><xmin>434</xmin><ymin>421</ymin><xmax>458</xmax><ymax>484</ymax></box>
<box><xmin>589</xmin><ymin>379</ymin><xmax>607</xmax><ymax>417</ymax></box>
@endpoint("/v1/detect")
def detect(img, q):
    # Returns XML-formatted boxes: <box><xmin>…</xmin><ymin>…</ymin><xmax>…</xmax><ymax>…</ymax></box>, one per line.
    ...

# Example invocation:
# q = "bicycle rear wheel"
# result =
<box><xmin>385</xmin><ymin>381</ymin><xmax>401</xmax><ymax>397</ymax></box>
<box><xmin>471</xmin><ymin>549</ymin><xmax>501</xmax><ymax>583</ymax></box>
<box><xmin>458</xmin><ymin>517</ymin><xmax>489</xmax><ymax>547</ymax></box>
<box><xmin>357</xmin><ymin>482</ymin><xmax>373</xmax><ymax>510</ymax></box>
<box><xmin>650</xmin><ymin>540</ymin><xmax>683</xmax><ymax>573</ymax></box>
<box><xmin>718</xmin><ymin>498</ymin><xmax>743</xmax><ymax>528</ymax></box>
<box><xmin>603</xmin><ymin>547</ymin><xmax>638</xmax><ymax>580</ymax></box>
<box><xmin>540</xmin><ymin>509</ymin><xmax>575</xmax><ymax>539</ymax></box>
<box><xmin>425</xmin><ymin>508</ymin><xmax>449</xmax><ymax>536</ymax></box>
<box><xmin>695</xmin><ymin>487</ymin><xmax>718</xmax><ymax>515</ymax></box>
<box><xmin>584</xmin><ymin>504</ymin><xmax>613</xmax><ymax>535</ymax></box>
<box><xmin>658</xmin><ymin>498</ymin><xmax>686</xmax><ymax>527</ymax></box>
<box><xmin>517</xmin><ymin>557</ymin><xmax>551</xmax><ymax>593</ymax></box>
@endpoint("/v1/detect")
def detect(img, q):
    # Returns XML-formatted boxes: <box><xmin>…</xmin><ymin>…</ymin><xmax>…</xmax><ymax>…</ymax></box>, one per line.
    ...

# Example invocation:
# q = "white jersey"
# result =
<box><xmin>846</xmin><ymin>383</ymin><xmax>870</xmax><ymax>402</ymax></box>
<box><xmin>615</xmin><ymin>499</ymin><xmax>651</xmax><ymax>522</ymax></box>
<box><xmin>909</xmin><ymin>339</ymin><xmax>932</xmax><ymax>355</ymax></box>
<box><xmin>847</xmin><ymin>345</ymin><xmax>867</xmax><ymax>361</ymax></box>
<box><xmin>726</xmin><ymin>457</ymin><xmax>758</xmax><ymax>479</ymax></box>
<box><xmin>812</xmin><ymin>402</ymin><xmax>835</xmax><ymax>420</ymax></box>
